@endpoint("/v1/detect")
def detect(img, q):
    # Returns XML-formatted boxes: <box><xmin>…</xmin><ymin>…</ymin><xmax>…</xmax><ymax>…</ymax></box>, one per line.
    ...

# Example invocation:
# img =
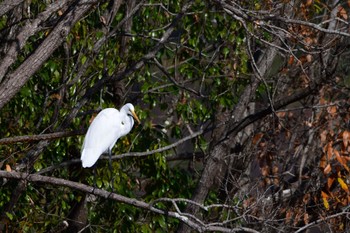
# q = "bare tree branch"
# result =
<box><xmin>0</xmin><ymin>130</ymin><xmax>84</xmax><ymax>145</ymax></box>
<box><xmin>218</xmin><ymin>0</ymin><xmax>350</xmax><ymax>38</ymax></box>
<box><xmin>294</xmin><ymin>211</ymin><xmax>350</xmax><ymax>233</ymax></box>
<box><xmin>0</xmin><ymin>171</ymin><xmax>260</xmax><ymax>233</ymax></box>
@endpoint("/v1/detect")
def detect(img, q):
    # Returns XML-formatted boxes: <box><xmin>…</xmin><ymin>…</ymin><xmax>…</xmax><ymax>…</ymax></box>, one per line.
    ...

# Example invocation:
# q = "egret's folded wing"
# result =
<box><xmin>81</xmin><ymin>108</ymin><xmax>122</xmax><ymax>167</ymax></box>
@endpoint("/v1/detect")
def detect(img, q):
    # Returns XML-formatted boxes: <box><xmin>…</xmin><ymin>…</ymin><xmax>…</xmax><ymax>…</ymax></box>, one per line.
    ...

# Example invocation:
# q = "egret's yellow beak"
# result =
<box><xmin>131</xmin><ymin>110</ymin><xmax>140</xmax><ymax>124</ymax></box>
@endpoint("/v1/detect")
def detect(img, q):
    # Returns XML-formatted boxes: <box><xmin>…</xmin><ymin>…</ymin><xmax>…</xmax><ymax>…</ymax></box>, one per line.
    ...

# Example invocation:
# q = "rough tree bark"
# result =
<box><xmin>0</xmin><ymin>0</ymin><xmax>98</xmax><ymax>109</ymax></box>
<box><xmin>177</xmin><ymin>43</ymin><xmax>281</xmax><ymax>232</ymax></box>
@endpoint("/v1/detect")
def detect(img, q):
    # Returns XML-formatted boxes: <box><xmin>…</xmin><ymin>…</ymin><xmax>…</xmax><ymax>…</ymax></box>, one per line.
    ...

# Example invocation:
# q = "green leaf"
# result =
<box><xmin>5</xmin><ymin>212</ymin><xmax>13</xmax><ymax>220</ymax></box>
<box><xmin>33</xmin><ymin>161</ymin><xmax>43</xmax><ymax>171</ymax></box>
<box><xmin>96</xmin><ymin>179</ymin><xmax>103</xmax><ymax>188</ymax></box>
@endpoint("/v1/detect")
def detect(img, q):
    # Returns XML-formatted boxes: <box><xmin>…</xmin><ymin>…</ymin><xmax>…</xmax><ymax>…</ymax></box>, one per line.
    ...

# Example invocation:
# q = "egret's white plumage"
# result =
<box><xmin>81</xmin><ymin>103</ymin><xmax>140</xmax><ymax>168</ymax></box>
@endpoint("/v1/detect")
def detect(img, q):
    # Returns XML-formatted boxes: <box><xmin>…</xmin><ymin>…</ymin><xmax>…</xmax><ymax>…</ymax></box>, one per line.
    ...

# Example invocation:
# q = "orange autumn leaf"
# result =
<box><xmin>252</xmin><ymin>133</ymin><xmax>264</xmax><ymax>145</ymax></box>
<box><xmin>321</xmin><ymin>190</ymin><xmax>329</xmax><ymax>199</ymax></box>
<box><xmin>327</xmin><ymin>105</ymin><xmax>337</xmax><ymax>115</ymax></box>
<box><xmin>287</xmin><ymin>55</ymin><xmax>294</xmax><ymax>65</ymax></box>
<box><xmin>335</xmin><ymin>150</ymin><xmax>350</xmax><ymax>172</ymax></box>
<box><xmin>327</xmin><ymin>177</ymin><xmax>335</xmax><ymax>189</ymax></box>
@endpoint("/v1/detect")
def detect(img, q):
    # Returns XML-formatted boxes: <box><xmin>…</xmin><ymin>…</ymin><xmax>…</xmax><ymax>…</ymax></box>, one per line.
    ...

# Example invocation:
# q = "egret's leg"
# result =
<box><xmin>108</xmin><ymin>149</ymin><xmax>115</xmax><ymax>192</ymax></box>
<box><xmin>92</xmin><ymin>164</ymin><xmax>97</xmax><ymax>192</ymax></box>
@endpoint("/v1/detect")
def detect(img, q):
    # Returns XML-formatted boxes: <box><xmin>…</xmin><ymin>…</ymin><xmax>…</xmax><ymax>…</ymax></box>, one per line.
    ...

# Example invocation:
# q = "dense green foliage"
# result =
<box><xmin>0</xmin><ymin>1</ymin><xmax>247</xmax><ymax>231</ymax></box>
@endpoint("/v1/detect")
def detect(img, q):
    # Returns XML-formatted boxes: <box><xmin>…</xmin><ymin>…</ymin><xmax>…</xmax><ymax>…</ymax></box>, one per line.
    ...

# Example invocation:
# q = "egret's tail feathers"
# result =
<box><xmin>81</xmin><ymin>148</ymin><xmax>101</xmax><ymax>168</ymax></box>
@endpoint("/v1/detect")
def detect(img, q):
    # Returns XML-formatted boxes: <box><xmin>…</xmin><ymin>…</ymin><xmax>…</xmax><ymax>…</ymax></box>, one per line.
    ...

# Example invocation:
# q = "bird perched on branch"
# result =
<box><xmin>81</xmin><ymin>103</ymin><xmax>140</xmax><ymax>168</ymax></box>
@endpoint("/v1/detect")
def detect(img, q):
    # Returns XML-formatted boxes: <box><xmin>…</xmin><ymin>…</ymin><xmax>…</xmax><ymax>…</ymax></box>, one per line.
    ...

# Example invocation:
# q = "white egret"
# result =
<box><xmin>81</xmin><ymin>103</ymin><xmax>140</xmax><ymax>168</ymax></box>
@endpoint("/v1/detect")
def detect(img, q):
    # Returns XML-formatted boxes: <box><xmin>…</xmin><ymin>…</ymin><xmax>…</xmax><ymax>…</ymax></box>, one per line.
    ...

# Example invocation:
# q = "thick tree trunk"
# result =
<box><xmin>0</xmin><ymin>0</ymin><xmax>98</xmax><ymax>109</ymax></box>
<box><xmin>177</xmin><ymin>40</ymin><xmax>281</xmax><ymax>232</ymax></box>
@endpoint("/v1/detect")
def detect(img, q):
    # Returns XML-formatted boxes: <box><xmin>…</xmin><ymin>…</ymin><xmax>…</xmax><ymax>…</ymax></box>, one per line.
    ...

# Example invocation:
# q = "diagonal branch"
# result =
<box><xmin>220</xmin><ymin>82</ymin><xmax>320</xmax><ymax>144</ymax></box>
<box><xmin>0</xmin><ymin>0</ymin><xmax>25</xmax><ymax>17</ymax></box>
<box><xmin>0</xmin><ymin>171</ymin><xmax>260</xmax><ymax>233</ymax></box>
<box><xmin>0</xmin><ymin>0</ymin><xmax>73</xmax><ymax>82</ymax></box>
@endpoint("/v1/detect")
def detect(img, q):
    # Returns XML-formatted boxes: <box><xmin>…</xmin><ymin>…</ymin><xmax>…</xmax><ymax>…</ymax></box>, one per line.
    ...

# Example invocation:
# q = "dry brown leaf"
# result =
<box><xmin>305</xmin><ymin>0</ymin><xmax>313</xmax><ymax>7</ymax></box>
<box><xmin>50</xmin><ymin>93</ymin><xmax>61</xmax><ymax>100</ymax></box>
<box><xmin>306</xmin><ymin>54</ymin><xmax>313</xmax><ymax>62</ymax></box>
<box><xmin>326</xmin><ymin>142</ymin><xmax>333</xmax><ymax>161</ymax></box>
<box><xmin>324</xmin><ymin>164</ymin><xmax>331</xmax><ymax>175</ymax></box>
<box><xmin>335</xmin><ymin>150</ymin><xmax>350</xmax><ymax>172</ymax></box>
<box><xmin>285</xmin><ymin>209</ymin><xmax>293</xmax><ymax>224</ymax></box>
<box><xmin>304</xmin><ymin>37</ymin><xmax>314</xmax><ymax>47</ymax></box>
<box><xmin>303</xmin><ymin>193</ymin><xmax>310</xmax><ymax>204</ymax></box>
<box><xmin>252</xmin><ymin>133</ymin><xmax>264</xmax><ymax>145</ymax></box>
<box><xmin>100</xmin><ymin>16</ymin><xmax>107</xmax><ymax>25</ymax></box>
<box><xmin>327</xmin><ymin>177</ymin><xmax>335</xmax><ymax>190</ymax></box>
<box><xmin>272</xmin><ymin>165</ymin><xmax>279</xmax><ymax>174</ymax></box>
<box><xmin>304</xmin><ymin>213</ymin><xmax>309</xmax><ymax>224</ymax></box>
<box><xmin>343</xmin><ymin>131</ymin><xmax>350</xmax><ymax>148</ymax></box>
<box><xmin>338</xmin><ymin>6</ymin><xmax>348</xmax><ymax>20</ymax></box>
<box><xmin>276</xmin><ymin>111</ymin><xmax>286</xmax><ymax>118</ymax></box>
<box><xmin>288</xmin><ymin>55</ymin><xmax>294</xmax><ymax>65</ymax></box>
<box><xmin>5</xmin><ymin>164</ymin><xmax>11</xmax><ymax>172</ymax></box>
<box><xmin>320</xmin><ymin>154</ymin><xmax>327</xmax><ymax>169</ymax></box>
<box><xmin>261</xmin><ymin>166</ymin><xmax>269</xmax><ymax>176</ymax></box>
<box><xmin>320</xmin><ymin>130</ymin><xmax>327</xmax><ymax>143</ymax></box>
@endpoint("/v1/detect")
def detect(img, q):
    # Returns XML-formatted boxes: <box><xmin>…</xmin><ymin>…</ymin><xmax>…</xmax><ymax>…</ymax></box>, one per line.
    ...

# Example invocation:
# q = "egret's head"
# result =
<box><xmin>123</xmin><ymin>103</ymin><xmax>140</xmax><ymax>124</ymax></box>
